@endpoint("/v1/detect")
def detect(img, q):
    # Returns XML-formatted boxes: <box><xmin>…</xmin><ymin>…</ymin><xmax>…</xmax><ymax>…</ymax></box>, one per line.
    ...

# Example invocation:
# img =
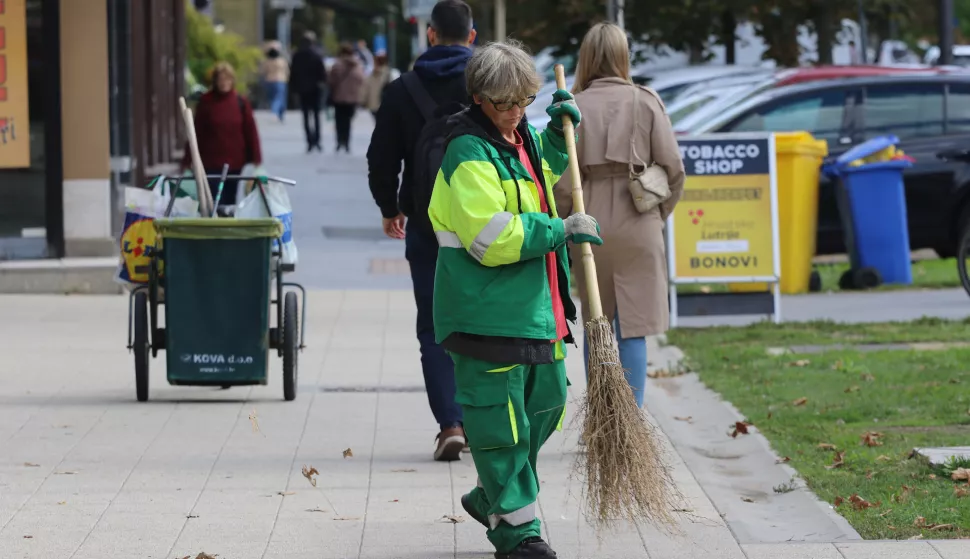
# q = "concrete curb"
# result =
<box><xmin>0</xmin><ymin>258</ymin><xmax>123</xmax><ymax>294</ymax></box>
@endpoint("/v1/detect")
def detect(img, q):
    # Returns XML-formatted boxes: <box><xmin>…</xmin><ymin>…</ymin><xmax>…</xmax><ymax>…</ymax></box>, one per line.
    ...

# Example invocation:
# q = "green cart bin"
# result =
<box><xmin>128</xmin><ymin>217</ymin><xmax>305</xmax><ymax>403</ymax></box>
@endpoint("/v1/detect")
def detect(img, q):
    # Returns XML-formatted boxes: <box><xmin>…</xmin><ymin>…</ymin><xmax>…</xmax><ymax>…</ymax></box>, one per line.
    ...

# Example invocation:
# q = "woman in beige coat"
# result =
<box><xmin>553</xmin><ymin>22</ymin><xmax>685</xmax><ymax>408</ymax></box>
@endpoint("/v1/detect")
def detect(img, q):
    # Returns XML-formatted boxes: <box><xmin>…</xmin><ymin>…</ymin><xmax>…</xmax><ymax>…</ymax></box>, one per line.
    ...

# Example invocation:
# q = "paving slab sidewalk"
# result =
<box><xmin>0</xmin><ymin>291</ymin><xmax>739</xmax><ymax>559</ymax></box>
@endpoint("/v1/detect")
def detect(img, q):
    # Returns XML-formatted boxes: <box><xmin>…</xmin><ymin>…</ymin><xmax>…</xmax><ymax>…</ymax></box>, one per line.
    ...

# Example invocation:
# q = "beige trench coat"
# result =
<box><xmin>553</xmin><ymin>77</ymin><xmax>686</xmax><ymax>338</ymax></box>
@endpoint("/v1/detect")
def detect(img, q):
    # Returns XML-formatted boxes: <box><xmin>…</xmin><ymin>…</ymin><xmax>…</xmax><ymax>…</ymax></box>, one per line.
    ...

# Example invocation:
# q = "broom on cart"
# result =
<box><xmin>554</xmin><ymin>64</ymin><xmax>681</xmax><ymax>532</ymax></box>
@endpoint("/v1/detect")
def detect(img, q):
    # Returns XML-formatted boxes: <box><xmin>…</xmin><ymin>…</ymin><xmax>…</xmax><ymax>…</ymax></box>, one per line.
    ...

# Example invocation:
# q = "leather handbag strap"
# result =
<box><xmin>629</xmin><ymin>85</ymin><xmax>647</xmax><ymax>176</ymax></box>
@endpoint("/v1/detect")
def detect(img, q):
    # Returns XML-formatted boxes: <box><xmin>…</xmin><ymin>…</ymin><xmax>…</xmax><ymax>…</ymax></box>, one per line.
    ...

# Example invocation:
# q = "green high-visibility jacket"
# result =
<box><xmin>428</xmin><ymin>107</ymin><xmax>577</xmax><ymax>364</ymax></box>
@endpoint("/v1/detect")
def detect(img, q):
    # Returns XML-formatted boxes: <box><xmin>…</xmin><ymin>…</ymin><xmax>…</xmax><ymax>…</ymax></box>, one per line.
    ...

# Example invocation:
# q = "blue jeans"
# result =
<box><xmin>582</xmin><ymin>310</ymin><xmax>648</xmax><ymax>408</ymax></box>
<box><xmin>264</xmin><ymin>81</ymin><xmax>287</xmax><ymax>120</ymax></box>
<box><xmin>404</xmin><ymin>221</ymin><xmax>463</xmax><ymax>431</ymax></box>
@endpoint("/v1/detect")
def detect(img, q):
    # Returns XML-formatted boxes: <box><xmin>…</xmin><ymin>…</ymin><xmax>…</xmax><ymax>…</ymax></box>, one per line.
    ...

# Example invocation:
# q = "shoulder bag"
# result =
<box><xmin>627</xmin><ymin>85</ymin><xmax>671</xmax><ymax>214</ymax></box>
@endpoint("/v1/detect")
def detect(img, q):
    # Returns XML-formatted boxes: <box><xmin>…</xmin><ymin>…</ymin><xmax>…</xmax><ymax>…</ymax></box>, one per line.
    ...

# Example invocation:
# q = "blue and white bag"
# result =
<box><xmin>235</xmin><ymin>180</ymin><xmax>298</xmax><ymax>266</ymax></box>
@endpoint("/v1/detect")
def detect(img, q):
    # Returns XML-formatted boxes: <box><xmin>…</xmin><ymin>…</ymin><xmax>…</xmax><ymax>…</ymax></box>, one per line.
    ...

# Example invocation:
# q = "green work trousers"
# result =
<box><xmin>450</xmin><ymin>349</ymin><xmax>568</xmax><ymax>554</ymax></box>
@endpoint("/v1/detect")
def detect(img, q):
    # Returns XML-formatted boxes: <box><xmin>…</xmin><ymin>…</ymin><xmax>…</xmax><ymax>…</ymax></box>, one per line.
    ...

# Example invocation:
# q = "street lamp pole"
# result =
<box><xmin>857</xmin><ymin>0</ymin><xmax>868</xmax><ymax>64</ymax></box>
<box><xmin>495</xmin><ymin>0</ymin><xmax>506</xmax><ymax>42</ymax></box>
<box><xmin>940</xmin><ymin>0</ymin><xmax>955</xmax><ymax>65</ymax></box>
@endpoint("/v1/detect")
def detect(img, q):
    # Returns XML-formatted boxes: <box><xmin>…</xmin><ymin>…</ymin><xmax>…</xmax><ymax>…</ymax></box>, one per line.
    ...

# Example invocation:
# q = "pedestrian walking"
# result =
<box><xmin>261</xmin><ymin>42</ymin><xmax>290</xmax><ymax>122</ymax></box>
<box><xmin>288</xmin><ymin>31</ymin><xmax>327</xmax><ymax>153</ymax></box>
<box><xmin>428</xmin><ymin>40</ymin><xmax>598</xmax><ymax>559</ymax></box>
<box><xmin>327</xmin><ymin>42</ymin><xmax>366</xmax><ymax>152</ymax></box>
<box><xmin>365</xmin><ymin>0</ymin><xmax>477</xmax><ymax>462</ymax></box>
<box><xmin>553</xmin><ymin>22</ymin><xmax>686</xmax><ymax>408</ymax></box>
<box><xmin>179</xmin><ymin>61</ymin><xmax>262</xmax><ymax>215</ymax></box>
<box><xmin>358</xmin><ymin>50</ymin><xmax>399</xmax><ymax>119</ymax></box>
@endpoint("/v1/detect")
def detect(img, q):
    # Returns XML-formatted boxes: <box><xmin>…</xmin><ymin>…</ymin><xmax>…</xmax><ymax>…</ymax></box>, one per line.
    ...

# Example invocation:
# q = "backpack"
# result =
<box><xmin>401</xmin><ymin>72</ymin><xmax>466</xmax><ymax>235</ymax></box>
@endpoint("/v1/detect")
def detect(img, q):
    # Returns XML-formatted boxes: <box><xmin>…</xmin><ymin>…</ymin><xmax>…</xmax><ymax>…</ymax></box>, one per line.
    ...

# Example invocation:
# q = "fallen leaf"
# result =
<box><xmin>860</xmin><ymin>431</ymin><xmax>884</xmax><ymax>447</ymax></box>
<box><xmin>908</xmin><ymin>534</ymin><xmax>924</xmax><ymax>540</ymax></box>
<box><xmin>391</xmin><ymin>468</ymin><xmax>417</xmax><ymax>473</ymax></box>
<box><xmin>833</xmin><ymin>496</ymin><xmax>844</xmax><ymax>507</ymax></box>
<box><xmin>278</xmin><ymin>491</ymin><xmax>296</xmax><ymax>496</ymax></box>
<box><xmin>302</xmin><ymin>465</ymin><xmax>319</xmax><ymax>487</ymax></box>
<box><xmin>334</xmin><ymin>516</ymin><xmax>362</xmax><ymax>521</ymax></box>
<box><xmin>389</xmin><ymin>499</ymin><xmax>399</xmax><ymax>503</ymax></box>
<box><xmin>892</xmin><ymin>485</ymin><xmax>915</xmax><ymax>504</ymax></box>
<box><xmin>866</xmin><ymin>469</ymin><xmax>875</xmax><ymax>480</ymax></box>
<box><xmin>952</xmin><ymin>468</ymin><xmax>970</xmax><ymax>482</ymax></box>
<box><xmin>792</xmin><ymin>397</ymin><xmax>808</xmax><ymax>406</ymax></box>
<box><xmin>53</xmin><ymin>471</ymin><xmax>78</xmax><ymax>475</ymax></box>
<box><xmin>949</xmin><ymin>378</ymin><xmax>960</xmax><ymax>384</ymax></box>
<box><xmin>23</xmin><ymin>535</ymin><xmax>32</xmax><ymax>539</ymax></box>
<box><xmin>647</xmin><ymin>369</ymin><xmax>684</xmax><ymax>379</ymax></box>
<box><xmin>879</xmin><ymin>509</ymin><xmax>893</xmax><ymax>517</ymax></box>
<box><xmin>248</xmin><ymin>409</ymin><xmax>261</xmax><ymax>434</ymax></box>
<box><xmin>306</xmin><ymin>508</ymin><xmax>327</xmax><ymax>513</ymax></box>
<box><xmin>929</xmin><ymin>474</ymin><xmax>937</xmax><ymax>480</ymax></box>
<box><xmin>441</xmin><ymin>515</ymin><xmax>466</xmax><ymax>523</ymax></box>
<box><xmin>741</xmin><ymin>497</ymin><xmax>754</xmax><ymax>503</ymax></box>
<box><xmin>825</xmin><ymin>451</ymin><xmax>845</xmax><ymax>470</ymax></box>
<box><xmin>186</xmin><ymin>514</ymin><xmax>199</xmax><ymax>519</ymax></box>
<box><xmin>860</xmin><ymin>372</ymin><xmax>876</xmax><ymax>382</ymax></box>
<box><xmin>57</xmin><ymin>501</ymin><xmax>66</xmax><ymax>505</ymax></box>
<box><xmin>673</xmin><ymin>416</ymin><xmax>693</xmax><ymax>422</ymax></box>
<box><xmin>876</xmin><ymin>455</ymin><xmax>892</xmax><ymax>462</ymax></box>
<box><xmin>775</xmin><ymin>457</ymin><xmax>791</xmax><ymax>464</ymax></box>
<box><xmin>930</xmin><ymin>524</ymin><xmax>955</xmax><ymax>531</ymax></box>
<box><xmin>954</xmin><ymin>486</ymin><xmax>969</xmax><ymax>498</ymax></box>
<box><xmin>849</xmin><ymin>494</ymin><xmax>878</xmax><ymax>510</ymax></box>
<box><xmin>845</xmin><ymin>385</ymin><xmax>860</xmax><ymax>393</ymax></box>
<box><xmin>193</xmin><ymin>553</ymin><xmax>218</xmax><ymax>559</ymax></box>
<box><xmin>817</xmin><ymin>443</ymin><xmax>838</xmax><ymax>451</ymax></box>
<box><xmin>788</xmin><ymin>359</ymin><xmax>811</xmax><ymax>367</ymax></box>
<box><xmin>729</xmin><ymin>421</ymin><xmax>752</xmax><ymax>438</ymax></box>
<box><xmin>342</xmin><ymin>448</ymin><xmax>354</xmax><ymax>459</ymax></box>
<box><xmin>22</xmin><ymin>462</ymin><xmax>39</xmax><ymax>467</ymax></box>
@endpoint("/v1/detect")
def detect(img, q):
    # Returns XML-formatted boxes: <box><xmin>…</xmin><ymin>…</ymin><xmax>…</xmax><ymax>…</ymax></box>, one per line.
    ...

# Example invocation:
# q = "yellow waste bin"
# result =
<box><xmin>729</xmin><ymin>131</ymin><xmax>829</xmax><ymax>294</ymax></box>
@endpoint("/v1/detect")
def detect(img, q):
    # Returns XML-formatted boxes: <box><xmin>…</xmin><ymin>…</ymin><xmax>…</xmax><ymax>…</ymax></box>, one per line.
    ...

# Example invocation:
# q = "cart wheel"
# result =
<box><xmin>282</xmin><ymin>291</ymin><xmax>298</xmax><ymax>401</ymax></box>
<box><xmin>839</xmin><ymin>269</ymin><xmax>857</xmax><ymax>290</ymax></box>
<box><xmin>134</xmin><ymin>291</ymin><xmax>150</xmax><ymax>402</ymax></box>
<box><xmin>854</xmin><ymin>267</ymin><xmax>882</xmax><ymax>290</ymax></box>
<box><xmin>808</xmin><ymin>271</ymin><xmax>822</xmax><ymax>292</ymax></box>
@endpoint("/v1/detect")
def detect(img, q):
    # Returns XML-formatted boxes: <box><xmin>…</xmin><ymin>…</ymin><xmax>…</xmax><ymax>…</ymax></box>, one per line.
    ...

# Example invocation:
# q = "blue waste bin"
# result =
<box><xmin>823</xmin><ymin>136</ymin><xmax>914</xmax><ymax>288</ymax></box>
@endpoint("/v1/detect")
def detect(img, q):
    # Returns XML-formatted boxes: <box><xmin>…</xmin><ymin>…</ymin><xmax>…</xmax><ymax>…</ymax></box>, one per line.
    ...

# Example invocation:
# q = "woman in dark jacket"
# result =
<box><xmin>180</xmin><ymin>62</ymin><xmax>263</xmax><ymax>214</ymax></box>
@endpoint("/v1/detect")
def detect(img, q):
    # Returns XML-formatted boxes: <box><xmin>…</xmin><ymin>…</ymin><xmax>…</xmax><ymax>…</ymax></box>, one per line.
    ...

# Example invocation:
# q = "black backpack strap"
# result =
<box><xmin>402</xmin><ymin>72</ymin><xmax>437</xmax><ymax>122</ymax></box>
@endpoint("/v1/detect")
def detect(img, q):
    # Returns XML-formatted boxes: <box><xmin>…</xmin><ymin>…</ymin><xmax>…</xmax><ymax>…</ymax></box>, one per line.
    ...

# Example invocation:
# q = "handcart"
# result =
<box><xmin>126</xmin><ymin>173</ymin><xmax>307</xmax><ymax>402</ymax></box>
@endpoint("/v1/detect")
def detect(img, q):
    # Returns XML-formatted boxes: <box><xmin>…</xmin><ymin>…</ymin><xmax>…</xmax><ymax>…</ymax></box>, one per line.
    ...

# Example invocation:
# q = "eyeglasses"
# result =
<box><xmin>488</xmin><ymin>95</ymin><xmax>537</xmax><ymax>112</ymax></box>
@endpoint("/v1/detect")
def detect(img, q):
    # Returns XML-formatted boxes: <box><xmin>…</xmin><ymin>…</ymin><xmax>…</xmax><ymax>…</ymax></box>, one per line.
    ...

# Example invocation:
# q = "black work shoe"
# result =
<box><xmin>494</xmin><ymin>537</ymin><xmax>557</xmax><ymax>558</ymax></box>
<box><xmin>461</xmin><ymin>493</ymin><xmax>488</xmax><ymax>528</ymax></box>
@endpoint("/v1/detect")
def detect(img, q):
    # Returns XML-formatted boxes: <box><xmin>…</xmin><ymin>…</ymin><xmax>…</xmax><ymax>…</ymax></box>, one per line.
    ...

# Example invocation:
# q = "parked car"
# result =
<box><xmin>689</xmin><ymin>74</ymin><xmax>970</xmax><ymax>258</ymax></box>
<box><xmin>674</xmin><ymin>65</ymin><xmax>952</xmax><ymax>135</ymax></box>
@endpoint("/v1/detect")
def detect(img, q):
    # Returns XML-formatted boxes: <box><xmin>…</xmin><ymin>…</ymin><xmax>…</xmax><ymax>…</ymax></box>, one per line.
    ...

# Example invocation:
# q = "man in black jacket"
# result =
<box><xmin>289</xmin><ymin>31</ymin><xmax>327</xmax><ymax>153</ymax></box>
<box><xmin>366</xmin><ymin>0</ymin><xmax>476</xmax><ymax>461</ymax></box>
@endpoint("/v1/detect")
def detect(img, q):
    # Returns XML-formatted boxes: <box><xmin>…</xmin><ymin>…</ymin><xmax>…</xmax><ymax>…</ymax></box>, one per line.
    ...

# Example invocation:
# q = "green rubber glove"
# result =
<box><xmin>563</xmin><ymin>213</ymin><xmax>602</xmax><ymax>246</ymax></box>
<box><xmin>546</xmin><ymin>89</ymin><xmax>582</xmax><ymax>135</ymax></box>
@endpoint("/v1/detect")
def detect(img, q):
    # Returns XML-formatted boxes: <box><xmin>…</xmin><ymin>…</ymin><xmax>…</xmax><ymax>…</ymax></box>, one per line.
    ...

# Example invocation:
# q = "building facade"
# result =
<box><xmin>0</xmin><ymin>0</ymin><xmax>186</xmax><ymax>261</ymax></box>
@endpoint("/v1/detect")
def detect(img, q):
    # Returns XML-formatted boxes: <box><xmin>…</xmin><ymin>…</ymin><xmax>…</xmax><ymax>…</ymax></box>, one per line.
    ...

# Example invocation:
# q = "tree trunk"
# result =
<box><xmin>689</xmin><ymin>44</ymin><xmax>706</xmax><ymax>64</ymax></box>
<box><xmin>812</xmin><ymin>6</ymin><xmax>834</xmax><ymax>65</ymax></box>
<box><xmin>721</xmin><ymin>9</ymin><xmax>737</xmax><ymax>64</ymax></box>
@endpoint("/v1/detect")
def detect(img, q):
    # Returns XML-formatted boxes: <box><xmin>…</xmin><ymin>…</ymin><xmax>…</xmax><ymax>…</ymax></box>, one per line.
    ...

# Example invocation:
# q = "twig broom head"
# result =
<box><xmin>576</xmin><ymin>315</ymin><xmax>682</xmax><ymax>533</ymax></box>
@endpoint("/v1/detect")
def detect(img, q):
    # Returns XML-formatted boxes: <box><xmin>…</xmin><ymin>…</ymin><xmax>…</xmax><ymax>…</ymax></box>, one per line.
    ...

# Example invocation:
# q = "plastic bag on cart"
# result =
<box><xmin>114</xmin><ymin>177</ymin><xmax>200</xmax><ymax>286</ymax></box>
<box><xmin>235</xmin><ymin>177</ymin><xmax>298</xmax><ymax>266</ymax></box>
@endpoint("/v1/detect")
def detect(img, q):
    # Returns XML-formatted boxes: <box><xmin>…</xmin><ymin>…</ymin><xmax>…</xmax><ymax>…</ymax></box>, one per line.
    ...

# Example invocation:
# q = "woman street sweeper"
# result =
<box><xmin>427</xmin><ymin>41</ymin><xmax>602</xmax><ymax>559</ymax></box>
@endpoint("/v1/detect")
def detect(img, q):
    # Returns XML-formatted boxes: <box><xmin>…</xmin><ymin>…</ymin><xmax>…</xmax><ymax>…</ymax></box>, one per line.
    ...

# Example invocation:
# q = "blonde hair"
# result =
<box><xmin>210</xmin><ymin>62</ymin><xmax>236</xmax><ymax>89</ymax></box>
<box><xmin>466</xmin><ymin>40</ymin><xmax>541</xmax><ymax>102</ymax></box>
<box><xmin>572</xmin><ymin>22</ymin><xmax>632</xmax><ymax>94</ymax></box>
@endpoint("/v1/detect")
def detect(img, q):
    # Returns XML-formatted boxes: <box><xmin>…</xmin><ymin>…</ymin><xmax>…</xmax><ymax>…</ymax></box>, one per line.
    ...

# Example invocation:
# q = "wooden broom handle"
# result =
<box><xmin>179</xmin><ymin>97</ymin><xmax>214</xmax><ymax>217</ymax></box>
<box><xmin>554</xmin><ymin>65</ymin><xmax>604</xmax><ymax>320</ymax></box>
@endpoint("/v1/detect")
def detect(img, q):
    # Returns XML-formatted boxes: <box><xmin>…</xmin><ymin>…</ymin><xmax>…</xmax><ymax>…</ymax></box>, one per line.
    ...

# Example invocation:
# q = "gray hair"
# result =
<box><xmin>465</xmin><ymin>41</ymin><xmax>542</xmax><ymax>102</ymax></box>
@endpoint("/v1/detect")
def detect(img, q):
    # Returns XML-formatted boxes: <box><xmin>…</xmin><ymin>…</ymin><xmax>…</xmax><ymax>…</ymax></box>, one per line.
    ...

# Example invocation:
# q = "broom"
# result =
<box><xmin>179</xmin><ymin>97</ymin><xmax>214</xmax><ymax>217</ymax></box>
<box><xmin>553</xmin><ymin>64</ymin><xmax>681</xmax><ymax>532</ymax></box>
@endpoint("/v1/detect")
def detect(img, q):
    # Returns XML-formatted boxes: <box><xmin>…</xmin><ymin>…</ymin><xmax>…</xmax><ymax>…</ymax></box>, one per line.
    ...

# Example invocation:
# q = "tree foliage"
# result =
<box><xmin>186</xmin><ymin>3</ymin><xmax>263</xmax><ymax>93</ymax></box>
